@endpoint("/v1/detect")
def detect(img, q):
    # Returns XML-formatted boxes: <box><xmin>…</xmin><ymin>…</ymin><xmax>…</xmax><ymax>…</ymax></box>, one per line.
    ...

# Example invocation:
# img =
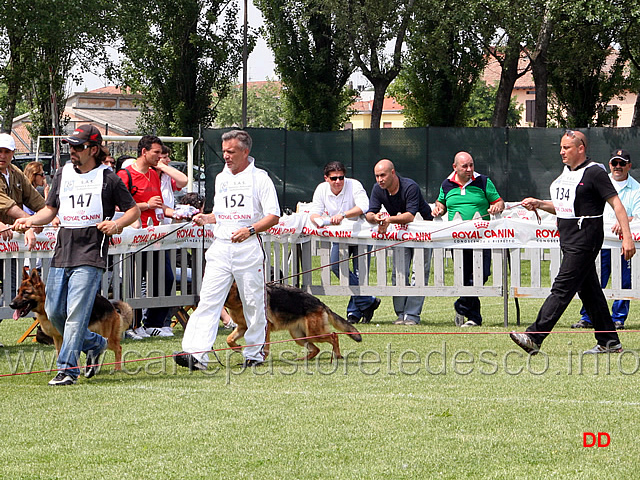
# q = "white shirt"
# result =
<box><xmin>160</xmin><ymin>173</ymin><xmax>175</xmax><ymax>224</ymax></box>
<box><xmin>309</xmin><ymin>178</ymin><xmax>369</xmax><ymax>217</ymax></box>
<box><xmin>212</xmin><ymin>156</ymin><xmax>280</xmax><ymax>239</ymax></box>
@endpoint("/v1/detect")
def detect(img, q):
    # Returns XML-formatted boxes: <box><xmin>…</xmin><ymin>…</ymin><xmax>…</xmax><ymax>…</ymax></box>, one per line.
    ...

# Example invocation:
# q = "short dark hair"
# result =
<box><xmin>323</xmin><ymin>161</ymin><xmax>346</xmax><ymax>177</ymax></box>
<box><xmin>161</xmin><ymin>144</ymin><xmax>172</xmax><ymax>155</ymax></box>
<box><xmin>137</xmin><ymin>135</ymin><xmax>163</xmax><ymax>157</ymax></box>
<box><xmin>179</xmin><ymin>192</ymin><xmax>205</xmax><ymax>210</ymax></box>
<box><xmin>221</xmin><ymin>130</ymin><xmax>252</xmax><ymax>151</ymax></box>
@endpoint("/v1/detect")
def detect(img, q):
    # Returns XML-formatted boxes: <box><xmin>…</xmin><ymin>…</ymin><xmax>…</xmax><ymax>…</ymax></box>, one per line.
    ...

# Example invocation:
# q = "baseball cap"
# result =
<box><xmin>62</xmin><ymin>124</ymin><xmax>103</xmax><ymax>146</ymax></box>
<box><xmin>0</xmin><ymin>133</ymin><xmax>16</xmax><ymax>151</ymax></box>
<box><xmin>610</xmin><ymin>149</ymin><xmax>631</xmax><ymax>163</ymax></box>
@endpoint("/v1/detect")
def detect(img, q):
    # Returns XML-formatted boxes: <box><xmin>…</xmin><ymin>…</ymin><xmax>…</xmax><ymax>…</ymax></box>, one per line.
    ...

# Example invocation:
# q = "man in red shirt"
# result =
<box><xmin>118</xmin><ymin>136</ymin><xmax>173</xmax><ymax>227</ymax></box>
<box><xmin>117</xmin><ymin>135</ymin><xmax>175</xmax><ymax>337</ymax></box>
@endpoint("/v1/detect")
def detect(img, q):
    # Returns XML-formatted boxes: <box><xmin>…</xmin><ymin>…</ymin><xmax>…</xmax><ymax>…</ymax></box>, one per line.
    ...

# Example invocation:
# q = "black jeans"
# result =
<box><xmin>137</xmin><ymin>251</ymin><xmax>175</xmax><ymax>329</ymax></box>
<box><xmin>526</xmin><ymin>245</ymin><xmax>620</xmax><ymax>347</ymax></box>
<box><xmin>454</xmin><ymin>249</ymin><xmax>491</xmax><ymax>324</ymax></box>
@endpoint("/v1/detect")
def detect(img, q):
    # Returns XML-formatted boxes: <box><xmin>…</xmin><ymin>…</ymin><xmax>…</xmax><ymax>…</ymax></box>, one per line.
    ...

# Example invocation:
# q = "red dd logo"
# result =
<box><xmin>583</xmin><ymin>432</ymin><xmax>610</xmax><ymax>447</ymax></box>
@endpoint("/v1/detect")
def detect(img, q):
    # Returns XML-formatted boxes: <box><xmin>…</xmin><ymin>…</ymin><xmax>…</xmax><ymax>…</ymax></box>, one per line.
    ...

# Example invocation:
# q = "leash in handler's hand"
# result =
<box><xmin>107</xmin><ymin>221</ymin><xmax>194</xmax><ymax>270</ymax></box>
<box><xmin>269</xmin><ymin>202</ymin><xmax>538</xmax><ymax>285</ymax></box>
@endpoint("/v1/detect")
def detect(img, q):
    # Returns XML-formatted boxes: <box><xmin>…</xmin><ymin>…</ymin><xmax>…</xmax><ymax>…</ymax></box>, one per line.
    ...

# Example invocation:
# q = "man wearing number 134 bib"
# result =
<box><xmin>175</xmin><ymin>130</ymin><xmax>280</xmax><ymax>370</ymax></box>
<box><xmin>511</xmin><ymin>130</ymin><xmax>636</xmax><ymax>355</ymax></box>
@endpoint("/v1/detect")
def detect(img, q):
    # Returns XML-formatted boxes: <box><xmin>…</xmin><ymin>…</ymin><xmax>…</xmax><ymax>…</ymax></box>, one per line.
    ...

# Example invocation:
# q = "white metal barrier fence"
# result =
<box><xmin>2</xmin><ymin>234</ymin><xmax>639</xmax><ymax>327</ymax></box>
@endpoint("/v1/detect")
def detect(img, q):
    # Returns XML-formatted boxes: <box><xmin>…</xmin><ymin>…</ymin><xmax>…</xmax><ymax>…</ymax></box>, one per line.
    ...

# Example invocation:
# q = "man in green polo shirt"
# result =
<box><xmin>432</xmin><ymin>151</ymin><xmax>504</xmax><ymax>327</ymax></box>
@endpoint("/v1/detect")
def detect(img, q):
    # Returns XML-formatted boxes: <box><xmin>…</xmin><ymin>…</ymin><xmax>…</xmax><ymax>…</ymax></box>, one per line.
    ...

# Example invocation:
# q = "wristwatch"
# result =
<box><xmin>248</xmin><ymin>225</ymin><xmax>256</xmax><ymax>236</ymax></box>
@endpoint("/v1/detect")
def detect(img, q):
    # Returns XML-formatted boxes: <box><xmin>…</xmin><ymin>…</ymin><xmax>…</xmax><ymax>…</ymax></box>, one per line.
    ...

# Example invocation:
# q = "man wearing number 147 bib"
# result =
<box><xmin>14</xmin><ymin>125</ymin><xmax>140</xmax><ymax>385</ymax></box>
<box><xmin>511</xmin><ymin>130</ymin><xmax>635</xmax><ymax>355</ymax></box>
<box><xmin>175</xmin><ymin>130</ymin><xmax>280</xmax><ymax>370</ymax></box>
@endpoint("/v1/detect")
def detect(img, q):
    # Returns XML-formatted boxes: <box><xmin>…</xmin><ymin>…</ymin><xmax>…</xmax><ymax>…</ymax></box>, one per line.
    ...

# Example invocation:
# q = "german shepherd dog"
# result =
<box><xmin>10</xmin><ymin>269</ymin><xmax>133</xmax><ymax>371</ymax></box>
<box><xmin>224</xmin><ymin>281</ymin><xmax>362</xmax><ymax>360</ymax></box>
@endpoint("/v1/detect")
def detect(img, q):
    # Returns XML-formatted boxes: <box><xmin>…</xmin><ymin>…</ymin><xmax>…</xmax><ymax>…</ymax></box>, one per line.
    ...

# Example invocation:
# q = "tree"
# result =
<box><xmin>525</xmin><ymin>0</ymin><xmax>557</xmax><ymax>127</ymax></box>
<box><xmin>115</xmin><ymin>0</ymin><xmax>249</xmax><ymax>138</ymax></box>
<box><xmin>618</xmin><ymin>0</ymin><xmax>640</xmax><ymax>126</ymax></box>
<box><xmin>332</xmin><ymin>0</ymin><xmax>415</xmax><ymax>129</ymax></box>
<box><xmin>391</xmin><ymin>0</ymin><xmax>490</xmax><ymax>127</ymax></box>
<box><xmin>0</xmin><ymin>0</ymin><xmax>109</xmax><ymax>139</ymax></box>
<box><xmin>475</xmin><ymin>0</ymin><xmax>532</xmax><ymax>127</ymax></box>
<box><xmin>465</xmin><ymin>81</ymin><xmax>523</xmax><ymax>127</ymax></box>
<box><xmin>547</xmin><ymin>3</ymin><xmax>627</xmax><ymax>127</ymax></box>
<box><xmin>214</xmin><ymin>80</ymin><xmax>285</xmax><ymax>128</ymax></box>
<box><xmin>256</xmin><ymin>0</ymin><xmax>355</xmax><ymax>131</ymax></box>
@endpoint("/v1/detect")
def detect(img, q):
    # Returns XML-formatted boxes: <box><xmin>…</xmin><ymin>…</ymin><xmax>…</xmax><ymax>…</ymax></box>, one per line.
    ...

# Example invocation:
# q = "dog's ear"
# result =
<box><xmin>22</xmin><ymin>267</ymin><xmax>30</xmax><ymax>281</ymax></box>
<box><xmin>29</xmin><ymin>269</ymin><xmax>41</xmax><ymax>284</ymax></box>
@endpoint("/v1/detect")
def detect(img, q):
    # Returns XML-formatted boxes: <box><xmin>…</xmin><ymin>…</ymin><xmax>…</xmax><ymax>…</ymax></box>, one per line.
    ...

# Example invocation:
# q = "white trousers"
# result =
<box><xmin>182</xmin><ymin>238</ymin><xmax>268</xmax><ymax>365</ymax></box>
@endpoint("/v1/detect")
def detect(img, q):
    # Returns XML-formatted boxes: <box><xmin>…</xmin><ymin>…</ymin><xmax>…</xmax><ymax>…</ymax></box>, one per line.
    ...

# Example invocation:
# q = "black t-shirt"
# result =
<box><xmin>367</xmin><ymin>175</ymin><xmax>432</xmax><ymax>220</ymax></box>
<box><xmin>47</xmin><ymin>165</ymin><xmax>137</xmax><ymax>269</ymax></box>
<box><xmin>556</xmin><ymin>161</ymin><xmax>617</xmax><ymax>251</ymax></box>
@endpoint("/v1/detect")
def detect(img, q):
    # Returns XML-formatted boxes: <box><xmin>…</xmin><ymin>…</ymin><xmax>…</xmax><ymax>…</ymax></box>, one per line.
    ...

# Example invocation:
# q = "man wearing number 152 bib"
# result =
<box><xmin>175</xmin><ymin>130</ymin><xmax>280</xmax><ymax>370</ymax></box>
<box><xmin>511</xmin><ymin>130</ymin><xmax>635</xmax><ymax>355</ymax></box>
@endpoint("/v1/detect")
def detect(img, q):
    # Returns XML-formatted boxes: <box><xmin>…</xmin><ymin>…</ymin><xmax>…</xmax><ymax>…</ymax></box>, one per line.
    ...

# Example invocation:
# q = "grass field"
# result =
<box><xmin>1</xmin><ymin>294</ymin><xmax>639</xmax><ymax>479</ymax></box>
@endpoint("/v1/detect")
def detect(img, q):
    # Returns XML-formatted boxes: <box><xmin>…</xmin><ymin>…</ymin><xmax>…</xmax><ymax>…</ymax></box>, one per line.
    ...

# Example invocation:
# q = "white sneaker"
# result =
<box><xmin>133</xmin><ymin>326</ymin><xmax>151</xmax><ymax>338</ymax></box>
<box><xmin>124</xmin><ymin>329</ymin><xmax>143</xmax><ymax>340</ymax></box>
<box><xmin>145</xmin><ymin>327</ymin><xmax>173</xmax><ymax>337</ymax></box>
<box><xmin>460</xmin><ymin>320</ymin><xmax>480</xmax><ymax>328</ymax></box>
<box><xmin>160</xmin><ymin>326</ymin><xmax>174</xmax><ymax>337</ymax></box>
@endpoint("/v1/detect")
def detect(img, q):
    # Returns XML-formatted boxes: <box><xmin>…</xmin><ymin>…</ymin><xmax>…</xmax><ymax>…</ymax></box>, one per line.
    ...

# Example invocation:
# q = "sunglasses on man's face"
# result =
<box><xmin>34</xmin><ymin>172</ymin><xmax>45</xmax><ymax>177</ymax></box>
<box><xmin>610</xmin><ymin>159</ymin><xmax>629</xmax><ymax>167</ymax></box>
<box><xmin>70</xmin><ymin>144</ymin><xmax>90</xmax><ymax>152</ymax></box>
<box><xmin>564</xmin><ymin>130</ymin><xmax>586</xmax><ymax>148</ymax></box>
<box><xmin>328</xmin><ymin>175</ymin><xmax>345</xmax><ymax>181</ymax></box>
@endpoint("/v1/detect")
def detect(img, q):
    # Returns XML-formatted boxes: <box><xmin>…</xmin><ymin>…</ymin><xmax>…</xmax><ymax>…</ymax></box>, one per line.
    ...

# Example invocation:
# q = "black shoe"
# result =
<box><xmin>347</xmin><ymin>314</ymin><xmax>360</xmax><ymax>324</ymax></box>
<box><xmin>509</xmin><ymin>332</ymin><xmax>541</xmax><ymax>355</ymax></box>
<box><xmin>571</xmin><ymin>319</ymin><xmax>593</xmax><ymax>329</ymax></box>
<box><xmin>239</xmin><ymin>359</ymin><xmax>264</xmax><ymax>368</ymax></box>
<box><xmin>361</xmin><ymin>298</ymin><xmax>381</xmax><ymax>323</ymax></box>
<box><xmin>48</xmin><ymin>372</ymin><xmax>77</xmax><ymax>386</ymax></box>
<box><xmin>174</xmin><ymin>351</ymin><xmax>207</xmax><ymax>371</ymax></box>
<box><xmin>614</xmin><ymin>321</ymin><xmax>625</xmax><ymax>330</ymax></box>
<box><xmin>84</xmin><ymin>340</ymin><xmax>108</xmax><ymax>379</ymax></box>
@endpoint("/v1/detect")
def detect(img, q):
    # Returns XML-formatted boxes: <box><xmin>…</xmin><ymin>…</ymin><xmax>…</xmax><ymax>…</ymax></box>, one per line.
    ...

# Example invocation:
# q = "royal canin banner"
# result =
<box><xmin>1</xmin><ymin>206</ymin><xmax>638</xmax><ymax>258</ymax></box>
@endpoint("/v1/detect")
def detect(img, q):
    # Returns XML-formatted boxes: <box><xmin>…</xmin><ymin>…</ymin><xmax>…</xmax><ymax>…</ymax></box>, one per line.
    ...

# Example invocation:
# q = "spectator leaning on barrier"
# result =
<box><xmin>309</xmin><ymin>161</ymin><xmax>381</xmax><ymax>324</ymax></box>
<box><xmin>174</xmin><ymin>129</ymin><xmax>280</xmax><ymax>370</ymax></box>
<box><xmin>511</xmin><ymin>130</ymin><xmax>635</xmax><ymax>356</ymax></box>
<box><xmin>365</xmin><ymin>159</ymin><xmax>433</xmax><ymax>326</ymax></box>
<box><xmin>571</xmin><ymin>148</ymin><xmax>640</xmax><ymax>331</ymax></box>
<box><xmin>117</xmin><ymin>135</ymin><xmax>176</xmax><ymax>338</ymax></box>
<box><xmin>431</xmin><ymin>151</ymin><xmax>505</xmax><ymax>328</ymax></box>
<box><xmin>0</xmin><ymin>133</ymin><xmax>45</xmax><ymax>333</ymax></box>
<box><xmin>0</xmin><ymin>133</ymin><xmax>46</xmax><ymax>231</ymax></box>
<box><xmin>13</xmin><ymin>124</ymin><xmax>140</xmax><ymax>385</ymax></box>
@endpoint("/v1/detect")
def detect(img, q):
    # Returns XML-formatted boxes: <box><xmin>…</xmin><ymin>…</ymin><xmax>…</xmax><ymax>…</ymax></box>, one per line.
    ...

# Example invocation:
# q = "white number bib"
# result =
<box><xmin>214</xmin><ymin>173</ymin><xmax>254</xmax><ymax>223</ymax></box>
<box><xmin>58</xmin><ymin>163</ymin><xmax>106</xmax><ymax>228</ymax></box>
<box><xmin>550</xmin><ymin>162</ymin><xmax>601</xmax><ymax>218</ymax></box>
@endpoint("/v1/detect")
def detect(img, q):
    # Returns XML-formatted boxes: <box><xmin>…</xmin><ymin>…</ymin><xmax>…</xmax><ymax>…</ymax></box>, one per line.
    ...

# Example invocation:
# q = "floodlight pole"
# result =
<box><xmin>242</xmin><ymin>0</ymin><xmax>248</xmax><ymax>129</ymax></box>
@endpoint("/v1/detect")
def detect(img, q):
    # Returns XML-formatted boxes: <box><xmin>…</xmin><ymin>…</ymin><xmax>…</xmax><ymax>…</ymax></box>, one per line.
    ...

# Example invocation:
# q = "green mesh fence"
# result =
<box><xmin>202</xmin><ymin>127</ymin><xmax>640</xmax><ymax>213</ymax></box>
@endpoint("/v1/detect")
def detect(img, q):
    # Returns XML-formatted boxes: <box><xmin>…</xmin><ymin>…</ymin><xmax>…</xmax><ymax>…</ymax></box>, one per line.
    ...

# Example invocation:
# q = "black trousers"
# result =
<box><xmin>454</xmin><ymin>249</ymin><xmax>491</xmax><ymax>324</ymax></box>
<box><xmin>526</xmin><ymin>245</ymin><xmax>620</xmax><ymax>347</ymax></box>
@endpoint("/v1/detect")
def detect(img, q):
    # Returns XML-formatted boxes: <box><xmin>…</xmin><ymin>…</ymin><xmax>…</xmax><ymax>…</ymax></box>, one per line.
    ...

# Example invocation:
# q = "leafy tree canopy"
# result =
<box><xmin>114</xmin><ymin>0</ymin><xmax>250</xmax><ymax>138</ymax></box>
<box><xmin>256</xmin><ymin>0</ymin><xmax>355</xmax><ymax>131</ymax></box>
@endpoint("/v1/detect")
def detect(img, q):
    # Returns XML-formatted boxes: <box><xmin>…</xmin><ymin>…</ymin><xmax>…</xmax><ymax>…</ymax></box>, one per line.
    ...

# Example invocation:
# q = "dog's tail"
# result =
<box><xmin>328</xmin><ymin>310</ymin><xmax>362</xmax><ymax>342</ymax></box>
<box><xmin>112</xmin><ymin>300</ymin><xmax>134</xmax><ymax>334</ymax></box>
